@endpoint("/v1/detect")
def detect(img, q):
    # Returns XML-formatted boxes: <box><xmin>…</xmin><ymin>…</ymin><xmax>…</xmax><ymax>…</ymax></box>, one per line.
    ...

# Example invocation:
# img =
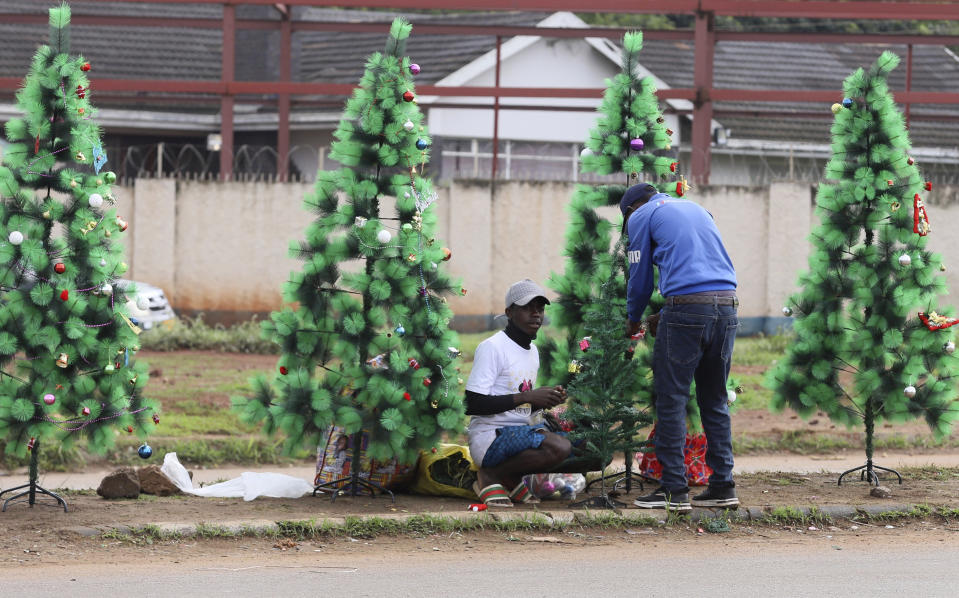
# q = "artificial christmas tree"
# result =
<box><xmin>0</xmin><ymin>3</ymin><xmax>158</xmax><ymax>511</ymax></box>
<box><xmin>539</xmin><ymin>31</ymin><xmax>679</xmax><ymax>487</ymax></box>
<box><xmin>768</xmin><ymin>51</ymin><xmax>958</xmax><ymax>485</ymax></box>
<box><xmin>563</xmin><ymin>239</ymin><xmax>652</xmax><ymax>508</ymax></box>
<box><xmin>233</xmin><ymin>19</ymin><xmax>464</xmax><ymax>498</ymax></box>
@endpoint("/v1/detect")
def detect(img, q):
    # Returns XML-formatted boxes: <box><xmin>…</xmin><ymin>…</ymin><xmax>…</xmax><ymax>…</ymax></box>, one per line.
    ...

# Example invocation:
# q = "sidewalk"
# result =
<box><xmin>3</xmin><ymin>451</ymin><xmax>957</xmax><ymax>491</ymax></box>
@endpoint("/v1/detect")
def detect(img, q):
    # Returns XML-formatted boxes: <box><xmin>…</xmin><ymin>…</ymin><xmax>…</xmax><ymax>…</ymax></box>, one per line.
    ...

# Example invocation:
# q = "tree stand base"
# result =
<box><xmin>837</xmin><ymin>460</ymin><xmax>903</xmax><ymax>486</ymax></box>
<box><xmin>312</xmin><ymin>432</ymin><xmax>395</xmax><ymax>504</ymax></box>
<box><xmin>0</xmin><ymin>482</ymin><xmax>68</xmax><ymax>513</ymax></box>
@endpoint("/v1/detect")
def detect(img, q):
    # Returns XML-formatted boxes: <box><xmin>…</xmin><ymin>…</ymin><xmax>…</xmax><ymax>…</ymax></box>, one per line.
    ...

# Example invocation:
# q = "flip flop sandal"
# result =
<box><xmin>509</xmin><ymin>481</ymin><xmax>540</xmax><ymax>504</ymax></box>
<box><xmin>473</xmin><ymin>482</ymin><xmax>513</xmax><ymax>508</ymax></box>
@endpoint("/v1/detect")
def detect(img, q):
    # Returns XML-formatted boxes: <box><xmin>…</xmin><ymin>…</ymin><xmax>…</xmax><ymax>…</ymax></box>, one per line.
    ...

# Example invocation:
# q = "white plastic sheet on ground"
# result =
<box><xmin>160</xmin><ymin>452</ymin><xmax>314</xmax><ymax>501</ymax></box>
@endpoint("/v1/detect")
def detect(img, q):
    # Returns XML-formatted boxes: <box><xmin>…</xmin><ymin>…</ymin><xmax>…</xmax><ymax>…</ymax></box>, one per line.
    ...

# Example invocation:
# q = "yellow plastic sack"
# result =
<box><xmin>409</xmin><ymin>443</ymin><xmax>478</xmax><ymax>499</ymax></box>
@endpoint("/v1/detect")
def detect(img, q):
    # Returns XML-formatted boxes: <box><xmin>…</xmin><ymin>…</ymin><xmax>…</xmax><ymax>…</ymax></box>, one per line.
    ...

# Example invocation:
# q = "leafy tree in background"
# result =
<box><xmin>768</xmin><ymin>51</ymin><xmax>958</xmax><ymax>484</ymax></box>
<box><xmin>0</xmin><ymin>3</ymin><xmax>157</xmax><ymax>508</ymax></box>
<box><xmin>234</xmin><ymin>18</ymin><xmax>464</xmax><ymax>468</ymax></box>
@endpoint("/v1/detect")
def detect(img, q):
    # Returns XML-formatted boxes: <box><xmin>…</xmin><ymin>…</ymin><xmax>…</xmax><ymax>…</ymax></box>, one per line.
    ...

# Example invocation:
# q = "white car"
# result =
<box><xmin>118</xmin><ymin>280</ymin><xmax>176</xmax><ymax>330</ymax></box>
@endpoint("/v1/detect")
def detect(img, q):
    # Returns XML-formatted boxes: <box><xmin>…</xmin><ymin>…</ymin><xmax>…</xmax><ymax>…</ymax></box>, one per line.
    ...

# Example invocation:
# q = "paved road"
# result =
<box><xmin>2</xmin><ymin>535</ymin><xmax>957</xmax><ymax>597</ymax></box>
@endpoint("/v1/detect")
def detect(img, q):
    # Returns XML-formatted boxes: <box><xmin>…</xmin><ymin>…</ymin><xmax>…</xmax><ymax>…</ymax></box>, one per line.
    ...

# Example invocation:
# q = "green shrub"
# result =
<box><xmin>140</xmin><ymin>315</ymin><xmax>279</xmax><ymax>354</ymax></box>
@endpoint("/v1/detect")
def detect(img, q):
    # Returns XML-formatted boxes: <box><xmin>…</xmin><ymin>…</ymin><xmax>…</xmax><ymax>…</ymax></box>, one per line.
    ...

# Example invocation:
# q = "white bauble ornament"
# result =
<box><xmin>903</xmin><ymin>385</ymin><xmax>917</xmax><ymax>398</ymax></box>
<box><xmin>727</xmin><ymin>389</ymin><xmax>737</xmax><ymax>404</ymax></box>
<box><xmin>898</xmin><ymin>254</ymin><xmax>911</xmax><ymax>267</ymax></box>
<box><xmin>99</xmin><ymin>258</ymin><xmax>107</xmax><ymax>267</ymax></box>
<box><xmin>377</xmin><ymin>229</ymin><xmax>392</xmax><ymax>244</ymax></box>
<box><xmin>945</xmin><ymin>341</ymin><xmax>956</xmax><ymax>355</ymax></box>
<box><xmin>580</xmin><ymin>147</ymin><xmax>593</xmax><ymax>158</ymax></box>
<box><xmin>101</xmin><ymin>283</ymin><xmax>113</xmax><ymax>295</ymax></box>
<box><xmin>88</xmin><ymin>193</ymin><xmax>104</xmax><ymax>208</ymax></box>
<box><xmin>403</xmin><ymin>120</ymin><xmax>415</xmax><ymax>132</ymax></box>
<box><xmin>8</xmin><ymin>231</ymin><xmax>23</xmax><ymax>245</ymax></box>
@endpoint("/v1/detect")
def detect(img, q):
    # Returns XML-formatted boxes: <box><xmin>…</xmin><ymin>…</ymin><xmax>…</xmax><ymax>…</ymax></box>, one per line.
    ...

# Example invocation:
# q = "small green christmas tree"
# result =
<box><xmin>540</xmin><ymin>31</ymin><xmax>680</xmax><ymax>464</ymax></box>
<box><xmin>768</xmin><ymin>51</ymin><xmax>958</xmax><ymax>485</ymax></box>
<box><xmin>563</xmin><ymin>239</ymin><xmax>652</xmax><ymax>507</ymax></box>
<box><xmin>0</xmin><ymin>3</ymin><xmax>158</xmax><ymax>509</ymax></box>
<box><xmin>233</xmin><ymin>19</ymin><xmax>464</xmax><ymax>474</ymax></box>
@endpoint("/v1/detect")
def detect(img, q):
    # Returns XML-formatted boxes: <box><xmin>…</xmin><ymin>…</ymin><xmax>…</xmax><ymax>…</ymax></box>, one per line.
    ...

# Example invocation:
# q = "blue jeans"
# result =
<box><xmin>652</xmin><ymin>300</ymin><xmax>737</xmax><ymax>494</ymax></box>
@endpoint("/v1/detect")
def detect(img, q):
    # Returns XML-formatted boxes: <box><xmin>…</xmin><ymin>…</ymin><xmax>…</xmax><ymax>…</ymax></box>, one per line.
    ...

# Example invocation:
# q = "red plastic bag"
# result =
<box><xmin>636</xmin><ymin>425</ymin><xmax>713</xmax><ymax>486</ymax></box>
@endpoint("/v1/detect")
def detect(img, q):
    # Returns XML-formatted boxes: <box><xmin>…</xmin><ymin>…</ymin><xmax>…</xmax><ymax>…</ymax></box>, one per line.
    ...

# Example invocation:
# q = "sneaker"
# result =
<box><xmin>691</xmin><ymin>485</ymin><xmax>740</xmax><ymax>508</ymax></box>
<box><xmin>633</xmin><ymin>487</ymin><xmax>691</xmax><ymax>511</ymax></box>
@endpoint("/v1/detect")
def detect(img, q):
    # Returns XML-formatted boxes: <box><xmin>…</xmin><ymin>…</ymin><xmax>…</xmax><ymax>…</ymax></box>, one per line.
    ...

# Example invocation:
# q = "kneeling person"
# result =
<box><xmin>466</xmin><ymin>279</ymin><xmax>570</xmax><ymax>507</ymax></box>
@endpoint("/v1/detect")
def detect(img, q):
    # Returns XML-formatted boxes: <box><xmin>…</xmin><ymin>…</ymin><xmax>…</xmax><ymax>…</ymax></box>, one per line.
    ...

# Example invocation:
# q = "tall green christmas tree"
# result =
<box><xmin>540</xmin><ymin>31</ymin><xmax>680</xmax><ymax>459</ymax></box>
<box><xmin>0</xmin><ymin>3</ymin><xmax>158</xmax><ymax>510</ymax></box>
<box><xmin>563</xmin><ymin>238</ymin><xmax>651</xmax><ymax>507</ymax></box>
<box><xmin>233</xmin><ymin>19</ymin><xmax>464</xmax><ymax>473</ymax></box>
<box><xmin>768</xmin><ymin>51</ymin><xmax>958</xmax><ymax>485</ymax></box>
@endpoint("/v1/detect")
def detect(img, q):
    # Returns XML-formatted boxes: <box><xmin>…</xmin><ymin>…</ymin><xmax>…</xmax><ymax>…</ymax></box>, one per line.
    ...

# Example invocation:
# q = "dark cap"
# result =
<box><xmin>619</xmin><ymin>183</ymin><xmax>659</xmax><ymax>216</ymax></box>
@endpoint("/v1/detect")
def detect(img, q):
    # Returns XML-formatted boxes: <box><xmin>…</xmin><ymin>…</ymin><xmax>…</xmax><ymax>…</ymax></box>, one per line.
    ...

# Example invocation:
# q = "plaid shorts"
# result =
<box><xmin>481</xmin><ymin>424</ymin><xmax>549</xmax><ymax>468</ymax></box>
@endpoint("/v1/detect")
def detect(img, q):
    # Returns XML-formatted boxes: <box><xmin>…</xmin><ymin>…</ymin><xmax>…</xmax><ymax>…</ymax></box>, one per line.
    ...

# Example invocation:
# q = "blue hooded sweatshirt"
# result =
<box><xmin>625</xmin><ymin>194</ymin><xmax>737</xmax><ymax>322</ymax></box>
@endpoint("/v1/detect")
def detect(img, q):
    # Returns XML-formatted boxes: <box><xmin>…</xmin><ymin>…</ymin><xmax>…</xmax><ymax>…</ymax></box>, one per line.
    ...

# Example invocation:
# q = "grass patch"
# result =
<box><xmin>759</xmin><ymin>506</ymin><xmax>832</xmax><ymax>526</ymax></box>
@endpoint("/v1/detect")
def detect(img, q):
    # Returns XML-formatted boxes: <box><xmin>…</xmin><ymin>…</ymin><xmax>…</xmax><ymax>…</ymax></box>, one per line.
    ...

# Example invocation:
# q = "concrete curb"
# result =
<box><xmin>63</xmin><ymin>502</ymin><xmax>949</xmax><ymax>539</ymax></box>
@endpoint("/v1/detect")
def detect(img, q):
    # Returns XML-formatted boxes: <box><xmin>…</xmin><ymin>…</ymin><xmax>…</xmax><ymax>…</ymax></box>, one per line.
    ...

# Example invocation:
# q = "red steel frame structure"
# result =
<box><xmin>2</xmin><ymin>1</ymin><xmax>959</xmax><ymax>182</ymax></box>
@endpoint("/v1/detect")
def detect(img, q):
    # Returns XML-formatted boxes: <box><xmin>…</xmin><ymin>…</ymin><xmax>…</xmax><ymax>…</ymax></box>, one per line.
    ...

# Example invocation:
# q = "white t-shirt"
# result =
<box><xmin>466</xmin><ymin>330</ymin><xmax>541</xmax><ymax>466</ymax></box>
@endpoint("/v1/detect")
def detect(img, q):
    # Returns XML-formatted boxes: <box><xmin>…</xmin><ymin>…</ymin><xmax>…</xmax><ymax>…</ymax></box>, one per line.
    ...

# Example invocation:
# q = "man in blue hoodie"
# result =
<box><xmin>621</xmin><ymin>182</ymin><xmax>740</xmax><ymax>511</ymax></box>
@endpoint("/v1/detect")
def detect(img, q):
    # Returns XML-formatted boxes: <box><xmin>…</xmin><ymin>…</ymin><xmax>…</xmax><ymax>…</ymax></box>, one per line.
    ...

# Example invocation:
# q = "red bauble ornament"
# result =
<box><xmin>403</xmin><ymin>392</ymin><xmax>412</xmax><ymax>401</ymax></box>
<box><xmin>153</xmin><ymin>413</ymin><xmax>160</xmax><ymax>425</ymax></box>
<box><xmin>127</xmin><ymin>426</ymin><xmax>134</xmax><ymax>434</ymax></box>
<box><xmin>81</xmin><ymin>62</ymin><xmax>91</xmax><ymax>71</ymax></box>
<box><xmin>925</xmin><ymin>181</ymin><xmax>933</xmax><ymax>191</ymax></box>
<box><xmin>54</xmin><ymin>263</ymin><xmax>66</xmax><ymax>274</ymax></box>
<box><xmin>403</xmin><ymin>90</ymin><xmax>415</xmax><ymax>102</ymax></box>
<box><xmin>408</xmin><ymin>358</ymin><xmax>420</xmax><ymax>370</ymax></box>
<box><xmin>431</xmin><ymin>447</ymin><xmax>437</xmax><ymax>453</ymax></box>
<box><xmin>442</xmin><ymin>247</ymin><xmax>452</xmax><ymax>261</ymax></box>
<box><xmin>665</xmin><ymin>128</ymin><xmax>674</xmax><ymax>136</ymax></box>
<box><xmin>676</xmin><ymin>181</ymin><xmax>685</xmax><ymax>197</ymax></box>
<box><xmin>27</xmin><ymin>437</ymin><xmax>35</xmax><ymax>451</ymax></box>
<box><xmin>60</xmin><ymin>289</ymin><xmax>69</xmax><ymax>301</ymax></box>
<box><xmin>77</xmin><ymin>107</ymin><xmax>84</xmax><ymax>115</ymax></box>
<box><xmin>460</xmin><ymin>288</ymin><xmax>467</xmax><ymax>296</ymax></box>
<box><xmin>279</xmin><ymin>366</ymin><xmax>288</xmax><ymax>375</ymax></box>
<box><xmin>35</xmin><ymin>134</ymin><xmax>41</xmax><ymax>154</ymax></box>
<box><xmin>907</xmin><ymin>156</ymin><xmax>915</xmax><ymax>165</ymax></box>
<box><xmin>887</xmin><ymin>180</ymin><xmax>893</xmax><ymax>186</ymax></box>
<box><xmin>423</xmin><ymin>377</ymin><xmax>432</xmax><ymax>387</ymax></box>
<box><xmin>82</xmin><ymin>406</ymin><xmax>91</xmax><ymax>416</ymax></box>
<box><xmin>670</xmin><ymin>162</ymin><xmax>678</xmax><ymax>173</ymax></box>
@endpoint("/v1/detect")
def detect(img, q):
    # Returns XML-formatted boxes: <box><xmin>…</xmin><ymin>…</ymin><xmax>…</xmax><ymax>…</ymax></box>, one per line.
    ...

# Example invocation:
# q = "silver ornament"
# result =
<box><xmin>898</xmin><ymin>254</ymin><xmax>911</xmax><ymax>267</ymax></box>
<box><xmin>403</xmin><ymin>120</ymin><xmax>415</xmax><ymax>132</ymax></box>
<box><xmin>354</xmin><ymin>216</ymin><xmax>368</xmax><ymax>228</ymax></box>
<box><xmin>727</xmin><ymin>389</ymin><xmax>737</xmax><ymax>404</ymax></box>
<box><xmin>782</xmin><ymin>306</ymin><xmax>792</xmax><ymax>317</ymax></box>
<box><xmin>903</xmin><ymin>385</ymin><xmax>917</xmax><ymax>398</ymax></box>
<box><xmin>945</xmin><ymin>341</ymin><xmax>956</xmax><ymax>355</ymax></box>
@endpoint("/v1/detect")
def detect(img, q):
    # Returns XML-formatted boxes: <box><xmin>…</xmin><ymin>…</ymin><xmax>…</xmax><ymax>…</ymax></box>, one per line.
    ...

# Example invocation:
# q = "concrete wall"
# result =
<box><xmin>124</xmin><ymin>179</ymin><xmax>959</xmax><ymax>332</ymax></box>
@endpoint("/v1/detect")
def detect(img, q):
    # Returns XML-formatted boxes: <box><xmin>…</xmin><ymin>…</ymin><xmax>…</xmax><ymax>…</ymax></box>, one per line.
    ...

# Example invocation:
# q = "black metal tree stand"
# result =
<box><xmin>313</xmin><ymin>432</ymin><xmax>394</xmax><ymax>504</ymax></box>
<box><xmin>837</xmin><ymin>399</ymin><xmax>902</xmax><ymax>486</ymax></box>
<box><xmin>0</xmin><ymin>439</ymin><xmax>69</xmax><ymax>512</ymax></box>
<box><xmin>584</xmin><ymin>450</ymin><xmax>658</xmax><ymax>495</ymax></box>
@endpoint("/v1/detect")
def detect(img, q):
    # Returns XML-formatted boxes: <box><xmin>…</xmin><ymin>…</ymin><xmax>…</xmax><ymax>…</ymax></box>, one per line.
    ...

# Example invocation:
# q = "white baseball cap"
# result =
<box><xmin>505</xmin><ymin>279</ymin><xmax>550</xmax><ymax>308</ymax></box>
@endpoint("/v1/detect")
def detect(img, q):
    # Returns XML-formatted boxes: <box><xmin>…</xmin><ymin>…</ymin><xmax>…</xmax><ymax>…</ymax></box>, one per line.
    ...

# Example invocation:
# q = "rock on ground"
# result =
<box><xmin>137</xmin><ymin>465</ymin><xmax>181</xmax><ymax>496</ymax></box>
<box><xmin>97</xmin><ymin>467</ymin><xmax>140</xmax><ymax>499</ymax></box>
